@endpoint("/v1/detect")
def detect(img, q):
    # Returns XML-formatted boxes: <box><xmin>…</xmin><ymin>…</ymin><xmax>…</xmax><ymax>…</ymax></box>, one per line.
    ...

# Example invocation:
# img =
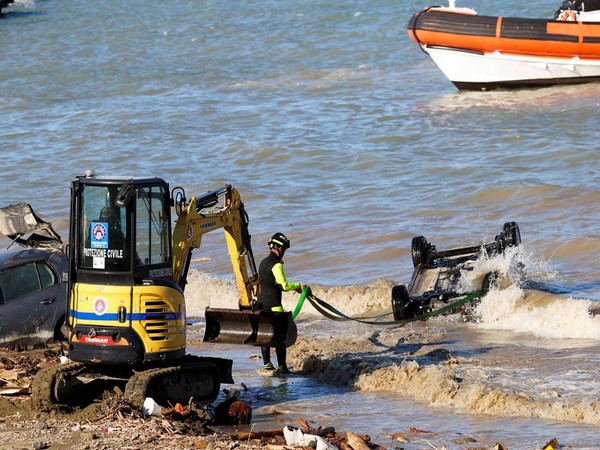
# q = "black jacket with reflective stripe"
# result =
<box><xmin>257</xmin><ymin>251</ymin><xmax>282</xmax><ymax>311</ymax></box>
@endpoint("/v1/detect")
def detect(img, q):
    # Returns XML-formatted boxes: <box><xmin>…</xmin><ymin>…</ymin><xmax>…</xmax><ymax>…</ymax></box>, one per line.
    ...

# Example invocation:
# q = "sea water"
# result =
<box><xmin>3</xmin><ymin>0</ymin><xmax>600</xmax><ymax>446</ymax></box>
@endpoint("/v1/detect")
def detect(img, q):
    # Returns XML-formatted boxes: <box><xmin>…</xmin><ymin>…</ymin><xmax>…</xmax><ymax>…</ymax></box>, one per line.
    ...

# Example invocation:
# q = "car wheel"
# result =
<box><xmin>392</xmin><ymin>285</ymin><xmax>410</xmax><ymax>321</ymax></box>
<box><xmin>501</xmin><ymin>222</ymin><xmax>521</xmax><ymax>248</ymax></box>
<box><xmin>411</xmin><ymin>236</ymin><xmax>429</xmax><ymax>268</ymax></box>
<box><xmin>53</xmin><ymin>315</ymin><xmax>67</xmax><ymax>342</ymax></box>
<box><xmin>481</xmin><ymin>272</ymin><xmax>499</xmax><ymax>295</ymax></box>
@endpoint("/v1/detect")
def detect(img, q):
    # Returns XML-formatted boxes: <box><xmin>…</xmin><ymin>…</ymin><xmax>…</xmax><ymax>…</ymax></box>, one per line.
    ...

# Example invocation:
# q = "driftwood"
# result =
<box><xmin>346</xmin><ymin>431</ymin><xmax>370</xmax><ymax>450</ymax></box>
<box><xmin>297</xmin><ymin>417</ymin><xmax>336</xmax><ymax>437</ymax></box>
<box><xmin>236</xmin><ymin>428</ymin><xmax>283</xmax><ymax>440</ymax></box>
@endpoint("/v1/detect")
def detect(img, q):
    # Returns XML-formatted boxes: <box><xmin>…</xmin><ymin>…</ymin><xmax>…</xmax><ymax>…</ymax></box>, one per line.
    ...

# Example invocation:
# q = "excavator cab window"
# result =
<box><xmin>76</xmin><ymin>181</ymin><xmax>172</xmax><ymax>273</ymax></box>
<box><xmin>135</xmin><ymin>185</ymin><xmax>171</xmax><ymax>267</ymax></box>
<box><xmin>79</xmin><ymin>185</ymin><xmax>129</xmax><ymax>271</ymax></box>
<box><xmin>73</xmin><ymin>176</ymin><xmax>174</xmax><ymax>284</ymax></box>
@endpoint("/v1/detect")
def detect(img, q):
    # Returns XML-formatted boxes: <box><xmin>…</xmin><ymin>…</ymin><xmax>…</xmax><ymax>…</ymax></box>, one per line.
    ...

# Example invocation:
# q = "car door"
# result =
<box><xmin>0</xmin><ymin>260</ymin><xmax>62</xmax><ymax>342</ymax></box>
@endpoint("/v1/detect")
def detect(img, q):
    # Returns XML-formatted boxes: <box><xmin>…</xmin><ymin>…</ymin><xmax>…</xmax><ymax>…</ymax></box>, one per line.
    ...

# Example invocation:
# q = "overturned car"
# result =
<box><xmin>392</xmin><ymin>222</ymin><xmax>521</xmax><ymax>321</ymax></box>
<box><xmin>0</xmin><ymin>203</ymin><xmax>67</xmax><ymax>345</ymax></box>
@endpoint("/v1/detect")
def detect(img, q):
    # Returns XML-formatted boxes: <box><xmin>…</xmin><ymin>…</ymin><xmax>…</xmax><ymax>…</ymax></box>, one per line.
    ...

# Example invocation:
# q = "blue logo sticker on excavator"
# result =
<box><xmin>91</xmin><ymin>222</ymin><xmax>109</xmax><ymax>249</ymax></box>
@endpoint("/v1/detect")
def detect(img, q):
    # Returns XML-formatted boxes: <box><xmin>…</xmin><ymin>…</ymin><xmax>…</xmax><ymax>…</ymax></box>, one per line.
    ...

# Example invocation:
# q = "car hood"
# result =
<box><xmin>0</xmin><ymin>203</ymin><xmax>63</xmax><ymax>251</ymax></box>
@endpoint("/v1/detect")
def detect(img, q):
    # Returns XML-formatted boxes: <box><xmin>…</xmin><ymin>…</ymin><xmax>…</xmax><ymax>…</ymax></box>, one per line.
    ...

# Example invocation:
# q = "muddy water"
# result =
<box><xmin>190</xmin><ymin>317</ymin><xmax>600</xmax><ymax>449</ymax></box>
<box><xmin>185</xmin><ymin>244</ymin><xmax>600</xmax><ymax>448</ymax></box>
<box><xmin>4</xmin><ymin>0</ymin><xmax>600</xmax><ymax>447</ymax></box>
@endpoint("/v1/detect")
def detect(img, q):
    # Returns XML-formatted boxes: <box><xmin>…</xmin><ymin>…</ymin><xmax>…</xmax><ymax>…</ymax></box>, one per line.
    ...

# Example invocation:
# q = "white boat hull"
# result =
<box><xmin>424</xmin><ymin>45</ymin><xmax>600</xmax><ymax>90</ymax></box>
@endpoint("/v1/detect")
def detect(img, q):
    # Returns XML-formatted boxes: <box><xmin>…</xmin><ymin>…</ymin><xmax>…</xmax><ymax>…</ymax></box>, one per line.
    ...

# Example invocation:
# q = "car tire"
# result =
<box><xmin>501</xmin><ymin>222</ymin><xmax>521</xmax><ymax>248</ymax></box>
<box><xmin>392</xmin><ymin>285</ymin><xmax>410</xmax><ymax>321</ymax></box>
<box><xmin>481</xmin><ymin>271</ymin><xmax>499</xmax><ymax>295</ymax></box>
<box><xmin>411</xmin><ymin>236</ymin><xmax>429</xmax><ymax>268</ymax></box>
<box><xmin>53</xmin><ymin>315</ymin><xmax>67</xmax><ymax>342</ymax></box>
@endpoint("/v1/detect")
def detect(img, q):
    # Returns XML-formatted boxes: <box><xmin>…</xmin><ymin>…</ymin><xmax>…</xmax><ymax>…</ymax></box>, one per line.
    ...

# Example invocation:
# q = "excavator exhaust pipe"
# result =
<box><xmin>203</xmin><ymin>308</ymin><xmax>297</xmax><ymax>348</ymax></box>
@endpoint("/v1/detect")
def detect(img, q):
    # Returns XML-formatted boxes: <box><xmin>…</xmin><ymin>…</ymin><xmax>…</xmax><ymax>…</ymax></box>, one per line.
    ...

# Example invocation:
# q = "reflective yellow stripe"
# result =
<box><xmin>271</xmin><ymin>306</ymin><xmax>284</xmax><ymax>312</ymax></box>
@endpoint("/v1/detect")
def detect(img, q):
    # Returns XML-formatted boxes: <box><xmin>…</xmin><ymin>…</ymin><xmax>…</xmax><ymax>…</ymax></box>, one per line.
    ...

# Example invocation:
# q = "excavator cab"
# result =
<box><xmin>67</xmin><ymin>173</ymin><xmax>188</xmax><ymax>365</ymax></box>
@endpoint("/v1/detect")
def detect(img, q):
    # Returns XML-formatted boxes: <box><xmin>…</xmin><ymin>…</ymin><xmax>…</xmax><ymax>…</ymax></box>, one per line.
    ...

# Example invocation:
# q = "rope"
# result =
<box><xmin>412</xmin><ymin>6</ymin><xmax>435</xmax><ymax>55</ymax></box>
<box><xmin>292</xmin><ymin>286</ymin><xmax>309</xmax><ymax>319</ymax></box>
<box><xmin>297</xmin><ymin>288</ymin><xmax>482</xmax><ymax>327</ymax></box>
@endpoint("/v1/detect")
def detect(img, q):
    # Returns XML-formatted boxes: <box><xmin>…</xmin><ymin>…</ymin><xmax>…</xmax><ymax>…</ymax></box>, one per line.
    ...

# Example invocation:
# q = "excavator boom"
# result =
<box><xmin>171</xmin><ymin>185</ymin><xmax>257</xmax><ymax>308</ymax></box>
<box><xmin>171</xmin><ymin>184</ymin><xmax>297</xmax><ymax>348</ymax></box>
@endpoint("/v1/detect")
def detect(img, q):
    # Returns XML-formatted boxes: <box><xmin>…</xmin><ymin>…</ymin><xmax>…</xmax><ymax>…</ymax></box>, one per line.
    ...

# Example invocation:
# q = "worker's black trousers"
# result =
<box><xmin>261</xmin><ymin>346</ymin><xmax>286</xmax><ymax>367</ymax></box>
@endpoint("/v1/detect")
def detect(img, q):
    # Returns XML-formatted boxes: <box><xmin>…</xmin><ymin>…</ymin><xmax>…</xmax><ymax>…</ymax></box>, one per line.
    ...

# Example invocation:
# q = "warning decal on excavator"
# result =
<box><xmin>93</xmin><ymin>256</ymin><xmax>105</xmax><ymax>270</ymax></box>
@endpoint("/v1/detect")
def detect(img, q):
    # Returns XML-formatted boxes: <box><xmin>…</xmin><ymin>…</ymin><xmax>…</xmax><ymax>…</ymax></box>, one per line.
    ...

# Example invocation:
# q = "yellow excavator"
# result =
<box><xmin>32</xmin><ymin>172</ymin><xmax>297</xmax><ymax>409</ymax></box>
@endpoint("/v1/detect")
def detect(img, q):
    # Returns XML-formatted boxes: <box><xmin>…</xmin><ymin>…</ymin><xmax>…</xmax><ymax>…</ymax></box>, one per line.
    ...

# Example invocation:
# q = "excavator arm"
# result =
<box><xmin>171</xmin><ymin>185</ymin><xmax>258</xmax><ymax>309</ymax></box>
<box><xmin>171</xmin><ymin>184</ymin><xmax>297</xmax><ymax>349</ymax></box>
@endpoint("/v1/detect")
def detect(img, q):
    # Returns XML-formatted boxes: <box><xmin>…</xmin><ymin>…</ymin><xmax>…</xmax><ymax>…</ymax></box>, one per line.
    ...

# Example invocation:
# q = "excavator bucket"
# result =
<box><xmin>203</xmin><ymin>308</ymin><xmax>297</xmax><ymax>348</ymax></box>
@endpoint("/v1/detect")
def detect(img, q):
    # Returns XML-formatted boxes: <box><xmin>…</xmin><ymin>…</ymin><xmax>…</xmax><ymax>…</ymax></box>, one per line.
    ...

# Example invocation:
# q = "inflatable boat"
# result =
<box><xmin>408</xmin><ymin>0</ymin><xmax>600</xmax><ymax>90</ymax></box>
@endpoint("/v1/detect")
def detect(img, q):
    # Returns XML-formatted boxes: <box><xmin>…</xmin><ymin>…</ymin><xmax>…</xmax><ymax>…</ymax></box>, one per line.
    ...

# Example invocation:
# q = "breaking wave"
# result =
<box><xmin>185</xmin><ymin>243</ymin><xmax>600</xmax><ymax>343</ymax></box>
<box><xmin>474</xmin><ymin>286</ymin><xmax>600</xmax><ymax>340</ymax></box>
<box><xmin>287</xmin><ymin>331</ymin><xmax>600</xmax><ymax>427</ymax></box>
<box><xmin>183</xmin><ymin>269</ymin><xmax>394</xmax><ymax>320</ymax></box>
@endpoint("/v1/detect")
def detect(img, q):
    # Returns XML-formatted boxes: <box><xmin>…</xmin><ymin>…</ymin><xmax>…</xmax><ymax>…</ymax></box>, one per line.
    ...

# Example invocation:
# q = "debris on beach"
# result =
<box><xmin>0</xmin><ymin>344</ymin><xmax>391</xmax><ymax>449</ymax></box>
<box><xmin>0</xmin><ymin>343</ymin><xmax>569</xmax><ymax>450</ymax></box>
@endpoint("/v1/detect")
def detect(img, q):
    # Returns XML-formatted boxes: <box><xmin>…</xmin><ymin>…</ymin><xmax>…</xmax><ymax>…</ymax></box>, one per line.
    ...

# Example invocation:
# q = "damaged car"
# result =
<box><xmin>0</xmin><ymin>203</ymin><xmax>67</xmax><ymax>345</ymax></box>
<box><xmin>392</xmin><ymin>222</ymin><xmax>521</xmax><ymax>321</ymax></box>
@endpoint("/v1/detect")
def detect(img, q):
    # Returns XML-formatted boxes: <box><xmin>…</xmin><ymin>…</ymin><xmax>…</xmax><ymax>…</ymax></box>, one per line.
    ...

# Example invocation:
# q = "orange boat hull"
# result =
<box><xmin>407</xmin><ymin>7</ymin><xmax>600</xmax><ymax>89</ymax></box>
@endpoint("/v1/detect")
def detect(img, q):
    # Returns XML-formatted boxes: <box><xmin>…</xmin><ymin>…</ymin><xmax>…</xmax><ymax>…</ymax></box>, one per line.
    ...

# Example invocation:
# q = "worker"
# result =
<box><xmin>98</xmin><ymin>206</ymin><xmax>125</xmax><ymax>249</ymax></box>
<box><xmin>555</xmin><ymin>0</ymin><xmax>579</xmax><ymax>19</ymax></box>
<box><xmin>256</xmin><ymin>232</ymin><xmax>303</xmax><ymax>374</ymax></box>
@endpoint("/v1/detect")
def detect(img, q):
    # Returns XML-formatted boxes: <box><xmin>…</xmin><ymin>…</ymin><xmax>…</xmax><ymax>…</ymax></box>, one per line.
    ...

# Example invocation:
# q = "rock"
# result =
<box><xmin>80</xmin><ymin>431</ymin><xmax>99</xmax><ymax>441</ymax></box>
<box><xmin>195</xmin><ymin>437</ymin><xmax>214</xmax><ymax>449</ymax></box>
<box><xmin>452</xmin><ymin>436</ymin><xmax>476</xmax><ymax>444</ymax></box>
<box><xmin>33</xmin><ymin>421</ymin><xmax>48</xmax><ymax>430</ymax></box>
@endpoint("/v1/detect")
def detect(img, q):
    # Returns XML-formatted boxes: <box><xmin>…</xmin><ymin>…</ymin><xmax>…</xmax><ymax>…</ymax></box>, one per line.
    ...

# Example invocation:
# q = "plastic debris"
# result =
<box><xmin>142</xmin><ymin>397</ymin><xmax>162</xmax><ymax>418</ymax></box>
<box><xmin>283</xmin><ymin>426</ymin><xmax>336</xmax><ymax>450</ymax></box>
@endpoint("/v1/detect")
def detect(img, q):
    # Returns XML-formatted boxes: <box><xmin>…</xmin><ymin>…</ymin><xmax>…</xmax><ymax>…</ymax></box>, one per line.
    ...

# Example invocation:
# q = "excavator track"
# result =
<box><xmin>32</xmin><ymin>356</ymin><xmax>232</xmax><ymax>411</ymax></box>
<box><xmin>125</xmin><ymin>356</ymin><xmax>229</xmax><ymax>409</ymax></box>
<box><xmin>31</xmin><ymin>361</ymin><xmax>86</xmax><ymax>411</ymax></box>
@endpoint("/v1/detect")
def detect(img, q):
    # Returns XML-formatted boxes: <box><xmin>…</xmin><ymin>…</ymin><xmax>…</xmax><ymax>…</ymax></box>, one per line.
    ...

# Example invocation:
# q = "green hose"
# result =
<box><xmin>292</xmin><ymin>286</ymin><xmax>310</xmax><ymax>319</ymax></box>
